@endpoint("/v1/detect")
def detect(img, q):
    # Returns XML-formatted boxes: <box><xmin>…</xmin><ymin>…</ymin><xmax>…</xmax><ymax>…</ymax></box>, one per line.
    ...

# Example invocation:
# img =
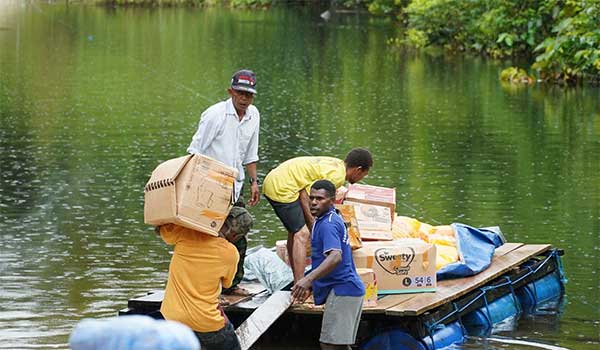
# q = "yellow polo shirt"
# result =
<box><xmin>159</xmin><ymin>224</ymin><xmax>239</xmax><ymax>333</ymax></box>
<box><xmin>262</xmin><ymin>156</ymin><xmax>346</xmax><ymax>203</ymax></box>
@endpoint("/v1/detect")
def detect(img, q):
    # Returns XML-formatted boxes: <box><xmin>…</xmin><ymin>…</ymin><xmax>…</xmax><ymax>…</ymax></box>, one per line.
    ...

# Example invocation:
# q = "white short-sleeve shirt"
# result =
<box><xmin>187</xmin><ymin>98</ymin><xmax>260</xmax><ymax>201</ymax></box>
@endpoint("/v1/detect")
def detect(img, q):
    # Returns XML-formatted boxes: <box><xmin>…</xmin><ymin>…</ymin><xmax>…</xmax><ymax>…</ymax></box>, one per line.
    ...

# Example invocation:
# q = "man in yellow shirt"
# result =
<box><xmin>157</xmin><ymin>207</ymin><xmax>252</xmax><ymax>350</ymax></box>
<box><xmin>262</xmin><ymin>148</ymin><xmax>373</xmax><ymax>283</ymax></box>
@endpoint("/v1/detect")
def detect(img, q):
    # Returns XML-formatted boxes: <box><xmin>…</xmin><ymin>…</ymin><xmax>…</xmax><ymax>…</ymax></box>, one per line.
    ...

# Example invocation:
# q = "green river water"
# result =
<box><xmin>0</xmin><ymin>2</ymin><xmax>598</xmax><ymax>349</ymax></box>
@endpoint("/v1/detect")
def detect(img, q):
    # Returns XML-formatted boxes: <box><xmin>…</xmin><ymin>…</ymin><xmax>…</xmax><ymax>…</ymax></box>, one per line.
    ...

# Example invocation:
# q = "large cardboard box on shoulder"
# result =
<box><xmin>345</xmin><ymin>184</ymin><xmax>396</xmax><ymax>220</ymax></box>
<box><xmin>353</xmin><ymin>240</ymin><xmax>436</xmax><ymax>294</ymax></box>
<box><xmin>144</xmin><ymin>154</ymin><xmax>238</xmax><ymax>236</ymax></box>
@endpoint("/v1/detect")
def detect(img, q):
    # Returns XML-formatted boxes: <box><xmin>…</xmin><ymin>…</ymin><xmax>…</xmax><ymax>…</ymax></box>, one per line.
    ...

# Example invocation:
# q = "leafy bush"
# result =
<box><xmin>364</xmin><ymin>0</ymin><xmax>399</xmax><ymax>15</ymax></box>
<box><xmin>500</xmin><ymin>67</ymin><xmax>535</xmax><ymax>84</ymax></box>
<box><xmin>404</xmin><ymin>0</ymin><xmax>478</xmax><ymax>49</ymax></box>
<box><xmin>403</xmin><ymin>0</ymin><xmax>558</xmax><ymax>55</ymax></box>
<box><xmin>533</xmin><ymin>0</ymin><xmax>600</xmax><ymax>81</ymax></box>
<box><xmin>230</xmin><ymin>0</ymin><xmax>272</xmax><ymax>8</ymax></box>
<box><xmin>399</xmin><ymin>0</ymin><xmax>599</xmax><ymax>82</ymax></box>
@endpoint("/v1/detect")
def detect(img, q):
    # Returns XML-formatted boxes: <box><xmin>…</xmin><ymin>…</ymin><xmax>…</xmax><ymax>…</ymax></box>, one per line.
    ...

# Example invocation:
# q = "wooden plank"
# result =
<box><xmin>223</xmin><ymin>282</ymin><xmax>266</xmax><ymax>308</ymax></box>
<box><xmin>494</xmin><ymin>242</ymin><xmax>524</xmax><ymax>257</ymax></box>
<box><xmin>128</xmin><ymin>281</ymin><xmax>266</xmax><ymax>313</ymax></box>
<box><xmin>288</xmin><ymin>293</ymin><xmax>419</xmax><ymax>315</ymax></box>
<box><xmin>386</xmin><ymin>244</ymin><xmax>551</xmax><ymax>316</ymax></box>
<box><xmin>362</xmin><ymin>294</ymin><xmax>418</xmax><ymax>314</ymax></box>
<box><xmin>128</xmin><ymin>291</ymin><xmax>164</xmax><ymax>310</ymax></box>
<box><xmin>289</xmin><ymin>303</ymin><xmax>324</xmax><ymax>314</ymax></box>
<box><xmin>235</xmin><ymin>291</ymin><xmax>292</xmax><ymax>350</ymax></box>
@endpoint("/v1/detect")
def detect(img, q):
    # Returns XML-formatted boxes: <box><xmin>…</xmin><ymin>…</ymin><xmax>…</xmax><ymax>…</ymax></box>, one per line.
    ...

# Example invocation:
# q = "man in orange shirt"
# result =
<box><xmin>157</xmin><ymin>207</ymin><xmax>252</xmax><ymax>350</ymax></box>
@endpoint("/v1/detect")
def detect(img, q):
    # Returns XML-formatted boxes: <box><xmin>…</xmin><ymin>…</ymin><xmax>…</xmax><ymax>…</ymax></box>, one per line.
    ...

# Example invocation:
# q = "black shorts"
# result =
<box><xmin>265</xmin><ymin>196</ymin><xmax>306</xmax><ymax>234</ymax></box>
<box><xmin>195</xmin><ymin>322</ymin><xmax>241</xmax><ymax>350</ymax></box>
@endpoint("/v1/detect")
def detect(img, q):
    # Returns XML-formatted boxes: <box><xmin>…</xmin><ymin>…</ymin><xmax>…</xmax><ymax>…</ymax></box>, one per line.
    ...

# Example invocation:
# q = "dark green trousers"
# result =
<box><xmin>223</xmin><ymin>235</ymin><xmax>247</xmax><ymax>292</ymax></box>
<box><xmin>223</xmin><ymin>190</ymin><xmax>249</xmax><ymax>293</ymax></box>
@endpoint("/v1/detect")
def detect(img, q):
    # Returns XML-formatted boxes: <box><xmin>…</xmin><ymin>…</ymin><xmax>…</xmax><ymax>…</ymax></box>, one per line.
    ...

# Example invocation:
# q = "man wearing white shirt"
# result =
<box><xmin>187</xmin><ymin>69</ymin><xmax>260</xmax><ymax>296</ymax></box>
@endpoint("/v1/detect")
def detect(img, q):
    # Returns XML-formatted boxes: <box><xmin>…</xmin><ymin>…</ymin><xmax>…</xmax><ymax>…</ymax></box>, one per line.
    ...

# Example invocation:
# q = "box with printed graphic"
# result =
<box><xmin>353</xmin><ymin>240</ymin><xmax>436</xmax><ymax>294</ymax></box>
<box><xmin>144</xmin><ymin>154</ymin><xmax>238</xmax><ymax>236</ymax></box>
<box><xmin>356</xmin><ymin>268</ymin><xmax>378</xmax><ymax>307</ymax></box>
<box><xmin>344</xmin><ymin>184</ymin><xmax>396</xmax><ymax>220</ymax></box>
<box><xmin>336</xmin><ymin>204</ymin><xmax>363</xmax><ymax>250</ymax></box>
<box><xmin>348</xmin><ymin>202</ymin><xmax>393</xmax><ymax>241</ymax></box>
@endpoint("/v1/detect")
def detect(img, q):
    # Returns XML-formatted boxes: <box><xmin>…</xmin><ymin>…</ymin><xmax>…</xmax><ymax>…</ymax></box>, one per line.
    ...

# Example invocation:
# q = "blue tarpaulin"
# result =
<box><xmin>436</xmin><ymin>223</ymin><xmax>504</xmax><ymax>280</ymax></box>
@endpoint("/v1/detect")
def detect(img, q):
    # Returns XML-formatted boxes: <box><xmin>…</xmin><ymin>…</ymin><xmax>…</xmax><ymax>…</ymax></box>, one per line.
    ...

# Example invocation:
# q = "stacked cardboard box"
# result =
<box><xmin>144</xmin><ymin>154</ymin><xmax>238</xmax><ymax>236</ymax></box>
<box><xmin>350</xmin><ymin>203</ymin><xmax>393</xmax><ymax>241</ymax></box>
<box><xmin>345</xmin><ymin>184</ymin><xmax>396</xmax><ymax>220</ymax></box>
<box><xmin>356</xmin><ymin>268</ymin><xmax>378</xmax><ymax>307</ymax></box>
<box><xmin>275</xmin><ymin>240</ymin><xmax>311</xmax><ymax>267</ymax></box>
<box><xmin>341</xmin><ymin>184</ymin><xmax>395</xmax><ymax>241</ymax></box>
<box><xmin>336</xmin><ymin>204</ymin><xmax>363</xmax><ymax>250</ymax></box>
<box><xmin>353</xmin><ymin>240</ymin><xmax>436</xmax><ymax>294</ymax></box>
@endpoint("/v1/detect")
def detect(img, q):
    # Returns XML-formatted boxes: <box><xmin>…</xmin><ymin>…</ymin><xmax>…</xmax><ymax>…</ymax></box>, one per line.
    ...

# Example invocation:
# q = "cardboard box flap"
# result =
<box><xmin>145</xmin><ymin>155</ymin><xmax>192</xmax><ymax>191</ymax></box>
<box><xmin>346</xmin><ymin>184</ymin><xmax>396</xmax><ymax>203</ymax></box>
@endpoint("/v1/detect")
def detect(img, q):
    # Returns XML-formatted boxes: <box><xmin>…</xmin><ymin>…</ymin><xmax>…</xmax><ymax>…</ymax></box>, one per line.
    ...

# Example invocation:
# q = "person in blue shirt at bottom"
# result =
<box><xmin>291</xmin><ymin>179</ymin><xmax>365</xmax><ymax>350</ymax></box>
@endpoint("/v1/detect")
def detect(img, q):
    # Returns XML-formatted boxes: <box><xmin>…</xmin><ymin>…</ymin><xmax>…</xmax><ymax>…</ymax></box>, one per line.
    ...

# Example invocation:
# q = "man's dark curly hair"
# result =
<box><xmin>344</xmin><ymin>148</ymin><xmax>373</xmax><ymax>170</ymax></box>
<box><xmin>311</xmin><ymin>179</ymin><xmax>336</xmax><ymax>199</ymax></box>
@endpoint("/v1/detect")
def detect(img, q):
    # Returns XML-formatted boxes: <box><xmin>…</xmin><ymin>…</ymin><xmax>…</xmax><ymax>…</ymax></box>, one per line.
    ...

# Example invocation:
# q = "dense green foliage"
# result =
<box><xmin>532</xmin><ymin>0</ymin><xmax>600</xmax><ymax>81</ymax></box>
<box><xmin>94</xmin><ymin>0</ymin><xmax>208</xmax><ymax>6</ymax></box>
<box><xmin>366</xmin><ymin>0</ymin><xmax>600</xmax><ymax>82</ymax></box>
<box><xmin>93</xmin><ymin>0</ymin><xmax>289</xmax><ymax>7</ymax></box>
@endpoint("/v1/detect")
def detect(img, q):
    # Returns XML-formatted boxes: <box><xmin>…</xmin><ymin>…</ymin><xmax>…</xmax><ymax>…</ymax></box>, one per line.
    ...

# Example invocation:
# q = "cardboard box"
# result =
<box><xmin>349</xmin><ymin>202</ymin><xmax>393</xmax><ymax>241</ymax></box>
<box><xmin>144</xmin><ymin>154</ymin><xmax>238</xmax><ymax>236</ymax></box>
<box><xmin>336</xmin><ymin>204</ymin><xmax>363</xmax><ymax>250</ymax></box>
<box><xmin>274</xmin><ymin>239</ymin><xmax>311</xmax><ymax>266</ymax></box>
<box><xmin>356</xmin><ymin>268</ymin><xmax>378</xmax><ymax>307</ymax></box>
<box><xmin>275</xmin><ymin>240</ymin><xmax>289</xmax><ymax>265</ymax></box>
<box><xmin>345</xmin><ymin>184</ymin><xmax>396</xmax><ymax>220</ymax></box>
<box><xmin>353</xmin><ymin>240</ymin><xmax>436</xmax><ymax>294</ymax></box>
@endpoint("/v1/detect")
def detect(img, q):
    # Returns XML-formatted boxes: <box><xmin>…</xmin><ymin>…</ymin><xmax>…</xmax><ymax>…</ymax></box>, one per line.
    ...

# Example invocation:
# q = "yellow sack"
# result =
<box><xmin>392</xmin><ymin>216</ymin><xmax>459</xmax><ymax>269</ymax></box>
<box><xmin>392</xmin><ymin>215</ymin><xmax>422</xmax><ymax>239</ymax></box>
<box><xmin>435</xmin><ymin>244</ymin><xmax>460</xmax><ymax>270</ymax></box>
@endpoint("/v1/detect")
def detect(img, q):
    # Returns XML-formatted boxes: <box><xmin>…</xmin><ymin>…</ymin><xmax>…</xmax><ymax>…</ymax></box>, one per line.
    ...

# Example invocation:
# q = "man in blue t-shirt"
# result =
<box><xmin>291</xmin><ymin>179</ymin><xmax>365</xmax><ymax>349</ymax></box>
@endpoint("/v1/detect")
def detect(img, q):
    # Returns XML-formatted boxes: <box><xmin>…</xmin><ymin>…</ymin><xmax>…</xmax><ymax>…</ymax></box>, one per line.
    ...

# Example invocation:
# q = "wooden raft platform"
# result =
<box><xmin>121</xmin><ymin>243</ymin><xmax>558</xmax><ymax>341</ymax></box>
<box><xmin>229</xmin><ymin>243</ymin><xmax>551</xmax><ymax>315</ymax></box>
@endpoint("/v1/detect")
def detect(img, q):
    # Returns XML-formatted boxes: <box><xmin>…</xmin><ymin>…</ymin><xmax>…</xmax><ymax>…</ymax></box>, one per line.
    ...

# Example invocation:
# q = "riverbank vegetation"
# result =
<box><xmin>86</xmin><ymin>0</ymin><xmax>599</xmax><ymax>84</ymax></box>
<box><xmin>89</xmin><ymin>0</ymin><xmax>274</xmax><ymax>7</ymax></box>
<box><xmin>374</xmin><ymin>0</ymin><xmax>599</xmax><ymax>84</ymax></box>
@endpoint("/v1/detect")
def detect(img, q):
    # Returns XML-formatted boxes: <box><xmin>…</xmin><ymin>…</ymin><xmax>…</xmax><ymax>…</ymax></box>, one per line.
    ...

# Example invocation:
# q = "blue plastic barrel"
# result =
<box><xmin>360</xmin><ymin>321</ymin><xmax>464</xmax><ymax>350</ymax></box>
<box><xmin>516</xmin><ymin>272</ymin><xmax>563</xmax><ymax>313</ymax></box>
<box><xmin>360</xmin><ymin>329</ymin><xmax>426</xmax><ymax>350</ymax></box>
<box><xmin>419</xmin><ymin>321</ymin><xmax>465</xmax><ymax>350</ymax></box>
<box><xmin>462</xmin><ymin>293</ymin><xmax>520</xmax><ymax>332</ymax></box>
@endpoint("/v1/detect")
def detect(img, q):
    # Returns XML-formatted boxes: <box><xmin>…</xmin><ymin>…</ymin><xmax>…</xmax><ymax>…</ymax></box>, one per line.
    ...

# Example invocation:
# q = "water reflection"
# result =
<box><xmin>0</xmin><ymin>2</ymin><xmax>598</xmax><ymax>349</ymax></box>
